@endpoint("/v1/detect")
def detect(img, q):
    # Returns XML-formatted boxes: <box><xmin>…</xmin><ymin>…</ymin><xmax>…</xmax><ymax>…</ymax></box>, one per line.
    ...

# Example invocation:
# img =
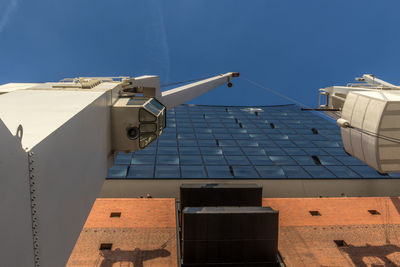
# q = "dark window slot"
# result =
<box><xmin>99</xmin><ymin>243</ymin><xmax>113</xmax><ymax>250</ymax></box>
<box><xmin>309</xmin><ymin>210</ymin><xmax>321</xmax><ymax>216</ymax></box>
<box><xmin>228</xmin><ymin>165</ymin><xmax>234</xmax><ymax>176</ymax></box>
<box><xmin>270</xmin><ymin>123</ymin><xmax>275</xmax><ymax>129</ymax></box>
<box><xmin>311</xmin><ymin>128</ymin><xmax>318</xmax><ymax>134</ymax></box>
<box><xmin>110</xmin><ymin>212</ymin><xmax>121</xmax><ymax>218</ymax></box>
<box><xmin>334</xmin><ymin>240</ymin><xmax>347</xmax><ymax>247</ymax></box>
<box><xmin>311</xmin><ymin>155</ymin><xmax>321</xmax><ymax>165</ymax></box>
<box><xmin>368</xmin><ymin>210</ymin><xmax>381</xmax><ymax>215</ymax></box>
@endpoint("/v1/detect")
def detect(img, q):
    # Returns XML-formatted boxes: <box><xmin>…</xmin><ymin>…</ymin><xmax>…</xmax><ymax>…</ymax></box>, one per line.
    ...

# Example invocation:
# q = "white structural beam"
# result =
<box><xmin>161</xmin><ymin>72</ymin><xmax>236</xmax><ymax>110</ymax></box>
<box><xmin>362</xmin><ymin>74</ymin><xmax>398</xmax><ymax>88</ymax></box>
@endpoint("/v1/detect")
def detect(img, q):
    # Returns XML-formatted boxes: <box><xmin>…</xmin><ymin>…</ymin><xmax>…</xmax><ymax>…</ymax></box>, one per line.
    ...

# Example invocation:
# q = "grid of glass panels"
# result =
<box><xmin>107</xmin><ymin>104</ymin><xmax>400</xmax><ymax>179</ymax></box>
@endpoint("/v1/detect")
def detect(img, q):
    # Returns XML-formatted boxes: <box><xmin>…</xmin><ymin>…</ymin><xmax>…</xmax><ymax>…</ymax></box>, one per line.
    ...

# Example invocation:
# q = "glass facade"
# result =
<box><xmin>107</xmin><ymin>104</ymin><xmax>399</xmax><ymax>179</ymax></box>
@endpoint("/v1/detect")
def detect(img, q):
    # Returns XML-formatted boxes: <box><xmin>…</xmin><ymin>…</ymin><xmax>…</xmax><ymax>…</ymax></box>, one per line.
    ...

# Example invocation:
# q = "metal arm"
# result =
<box><xmin>361</xmin><ymin>74</ymin><xmax>398</xmax><ymax>88</ymax></box>
<box><xmin>161</xmin><ymin>72</ymin><xmax>239</xmax><ymax>110</ymax></box>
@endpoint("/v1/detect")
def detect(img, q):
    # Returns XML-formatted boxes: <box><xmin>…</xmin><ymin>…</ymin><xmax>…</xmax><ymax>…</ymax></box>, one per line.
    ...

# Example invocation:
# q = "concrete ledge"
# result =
<box><xmin>99</xmin><ymin>179</ymin><xmax>400</xmax><ymax>199</ymax></box>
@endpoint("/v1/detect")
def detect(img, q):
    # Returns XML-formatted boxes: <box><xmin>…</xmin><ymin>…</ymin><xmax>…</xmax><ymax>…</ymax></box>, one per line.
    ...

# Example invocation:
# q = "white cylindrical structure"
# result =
<box><xmin>340</xmin><ymin>91</ymin><xmax>400</xmax><ymax>173</ymax></box>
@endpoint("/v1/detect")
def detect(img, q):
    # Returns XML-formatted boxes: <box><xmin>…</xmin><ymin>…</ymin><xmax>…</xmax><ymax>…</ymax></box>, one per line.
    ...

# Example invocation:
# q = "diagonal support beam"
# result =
<box><xmin>161</xmin><ymin>72</ymin><xmax>239</xmax><ymax>110</ymax></box>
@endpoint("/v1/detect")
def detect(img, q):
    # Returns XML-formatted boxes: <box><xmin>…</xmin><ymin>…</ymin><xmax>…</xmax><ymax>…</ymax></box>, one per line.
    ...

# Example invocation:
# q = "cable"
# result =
<box><xmin>240</xmin><ymin>76</ymin><xmax>335</xmax><ymax>121</ymax></box>
<box><xmin>348</xmin><ymin>126</ymin><xmax>400</xmax><ymax>145</ymax></box>
<box><xmin>239</xmin><ymin>76</ymin><xmax>400</xmax><ymax>147</ymax></box>
<box><xmin>240</xmin><ymin>76</ymin><xmax>400</xmax><ymax>143</ymax></box>
<box><xmin>241</xmin><ymin>76</ymin><xmax>312</xmax><ymax>108</ymax></box>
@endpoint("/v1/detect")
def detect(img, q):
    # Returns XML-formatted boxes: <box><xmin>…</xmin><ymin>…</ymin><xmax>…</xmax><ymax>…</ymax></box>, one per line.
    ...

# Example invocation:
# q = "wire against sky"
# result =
<box><xmin>241</xmin><ymin>76</ymin><xmax>313</xmax><ymax>109</ymax></box>
<box><xmin>240</xmin><ymin>76</ymin><xmax>337</xmax><ymax>122</ymax></box>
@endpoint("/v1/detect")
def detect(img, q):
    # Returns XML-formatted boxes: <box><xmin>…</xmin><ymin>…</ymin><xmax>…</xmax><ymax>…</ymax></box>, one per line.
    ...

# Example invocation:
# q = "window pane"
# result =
<box><xmin>282</xmin><ymin>148</ymin><xmax>306</xmax><ymax>156</ymax></box>
<box><xmin>318</xmin><ymin>156</ymin><xmax>342</xmax><ymax>165</ymax></box>
<box><xmin>139</xmin><ymin>133</ymin><xmax>156</xmax><ymax>148</ymax></box>
<box><xmin>181</xmin><ymin>165</ymin><xmax>207</xmax><ymax>178</ymax></box>
<box><xmin>206</xmin><ymin>166</ymin><xmax>233</xmax><ymax>178</ymax></box>
<box><xmin>180</xmin><ymin>155</ymin><xmax>203</xmax><ymax>165</ymax></box>
<box><xmin>139</xmin><ymin>108</ymin><xmax>156</xmax><ymax>122</ymax></box>
<box><xmin>225</xmin><ymin>155</ymin><xmax>250</xmax><ymax>165</ymax></box>
<box><xmin>134</xmin><ymin>146</ymin><xmax>156</xmax><ymax>155</ymax></box>
<box><xmin>200</xmin><ymin>147</ymin><xmax>223</xmax><ymax>155</ymax></box>
<box><xmin>140</xmin><ymin>123</ymin><xmax>156</xmax><ymax>132</ymax></box>
<box><xmin>264</xmin><ymin>147</ymin><xmax>286</xmax><ymax>155</ymax></box>
<box><xmin>156</xmin><ymin>155</ymin><xmax>179</xmax><ymax>165</ymax></box>
<box><xmin>335</xmin><ymin>155</ymin><xmax>365</xmax><ymax>165</ymax></box>
<box><xmin>198</xmin><ymin>139</ymin><xmax>217</xmax><ymax>147</ymax></box>
<box><xmin>237</xmin><ymin>140</ymin><xmax>259</xmax><ymax>147</ymax></box>
<box><xmin>242</xmin><ymin>147</ymin><xmax>266</xmax><ymax>156</ymax></box>
<box><xmin>326</xmin><ymin>166</ymin><xmax>360</xmax><ymax>178</ymax></box>
<box><xmin>221</xmin><ymin>147</ymin><xmax>244</xmax><ymax>155</ymax></box>
<box><xmin>248</xmin><ymin>156</ymin><xmax>274</xmax><ymax>165</ymax></box>
<box><xmin>255</xmin><ymin>166</ymin><xmax>285</xmax><ymax>178</ymax></box>
<box><xmin>323</xmin><ymin>147</ymin><xmax>348</xmax><ymax>156</ymax></box>
<box><xmin>292</xmin><ymin>156</ymin><xmax>316</xmax><ymax>166</ymax></box>
<box><xmin>203</xmin><ymin>155</ymin><xmax>226</xmax><ymax>165</ymax></box>
<box><xmin>177</xmin><ymin>133</ymin><xmax>196</xmax><ymax>139</ymax></box>
<box><xmin>158</xmin><ymin>147</ymin><xmax>178</xmax><ymax>155</ymax></box>
<box><xmin>232</xmin><ymin>134</ymin><xmax>250</xmax><ymax>140</ymax></box>
<box><xmin>302</xmin><ymin>148</ymin><xmax>328</xmax><ymax>156</ymax></box>
<box><xmin>155</xmin><ymin>165</ymin><xmax>180</xmax><ymax>178</ymax></box>
<box><xmin>178</xmin><ymin>140</ymin><xmax>198</xmax><ymax>146</ymax></box>
<box><xmin>218</xmin><ymin>140</ymin><xmax>237</xmax><ymax>146</ymax></box>
<box><xmin>282</xmin><ymin>166</ymin><xmax>311</xmax><ymax>178</ymax></box>
<box><xmin>114</xmin><ymin>152</ymin><xmax>132</xmax><ymax>165</ymax></box>
<box><xmin>158</xmin><ymin>139</ymin><xmax>177</xmax><ymax>147</ymax></box>
<box><xmin>196</xmin><ymin>133</ymin><xmax>214</xmax><ymax>139</ymax></box>
<box><xmin>269</xmin><ymin>156</ymin><xmax>297</xmax><ymax>165</ymax></box>
<box><xmin>127</xmin><ymin>165</ymin><xmax>154</xmax><ymax>178</ymax></box>
<box><xmin>107</xmin><ymin>165</ymin><xmax>128</xmax><ymax>178</ymax></box>
<box><xmin>232</xmin><ymin>166</ymin><xmax>260</xmax><ymax>178</ymax></box>
<box><xmin>275</xmin><ymin>141</ymin><xmax>296</xmax><ymax>148</ymax></box>
<box><xmin>179</xmin><ymin>147</ymin><xmax>200</xmax><ymax>155</ymax></box>
<box><xmin>131</xmin><ymin>155</ymin><xmax>155</xmax><ymax>165</ymax></box>
<box><xmin>349</xmin><ymin>166</ymin><xmax>384</xmax><ymax>178</ymax></box>
<box><xmin>303</xmin><ymin>166</ymin><xmax>336</xmax><ymax>178</ymax></box>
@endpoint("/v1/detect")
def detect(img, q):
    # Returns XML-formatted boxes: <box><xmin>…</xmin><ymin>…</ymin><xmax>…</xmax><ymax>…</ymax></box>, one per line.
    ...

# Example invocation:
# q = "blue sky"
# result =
<box><xmin>1</xmin><ymin>0</ymin><xmax>400</xmax><ymax>106</ymax></box>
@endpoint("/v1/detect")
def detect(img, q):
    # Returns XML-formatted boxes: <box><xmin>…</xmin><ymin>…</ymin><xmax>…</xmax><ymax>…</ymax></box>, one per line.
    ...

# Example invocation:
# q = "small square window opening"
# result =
<box><xmin>309</xmin><ymin>210</ymin><xmax>321</xmax><ymax>216</ymax></box>
<box><xmin>334</xmin><ymin>240</ymin><xmax>347</xmax><ymax>247</ymax></box>
<box><xmin>368</xmin><ymin>210</ymin><xmax>381</xmax><ymax>215</ymax></box>
<box><xmin>99</xmin><ymin>243</ymin><xmax>113</xmax><ymax>250</ymax></box>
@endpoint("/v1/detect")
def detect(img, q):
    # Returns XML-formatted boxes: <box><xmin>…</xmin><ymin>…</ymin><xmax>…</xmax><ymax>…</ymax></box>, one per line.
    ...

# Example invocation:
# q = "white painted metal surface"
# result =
<box><xmin>30</xmin><ymin>93</ymin><xmax>109</xmax><ymax>267</ymax></box>
<box><xmin>0</xmin><ymin>83</ymin><xmax>39</xmax><ymax>94</ymax></box>
<box><xmin>340</xmin><ymin>91</ymin><xmax>400</xmax><ymax>173</ymax></box>
<box><xmin>0</xmin><ymin>119</ymin><xmax>34</xmax><ymax>267</ymax></box>
<box><xmin>0</xmin><ymin>88</ymin><xmax>111</xmax><ymax>267</ymax></box>
<box><xmin>319</xmin><ymin>74</ymin><xmax>400</xmax><ymax>173</ymax></box>
<box><xmin>0</xmin><ymin>90</ymin><xmax>105</xmax><ymax>149</ymax></box>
